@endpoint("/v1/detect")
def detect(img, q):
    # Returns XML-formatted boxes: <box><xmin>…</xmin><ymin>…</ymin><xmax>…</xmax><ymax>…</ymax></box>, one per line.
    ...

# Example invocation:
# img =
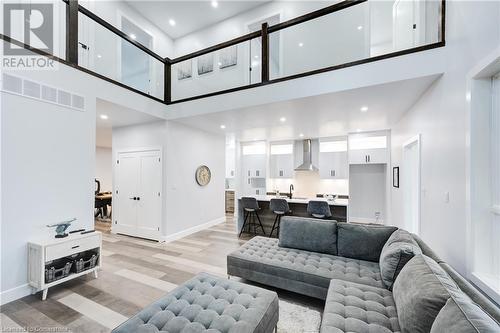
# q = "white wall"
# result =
<box><xmin>390</xmin><ymin>1</ymin><xmax>500</xmax><ymax>274</ymax></box>
<box><xmin>1</xmin><ymin>84</ymin><xmax>95</xmax><ymax>304</ymax></box>
<box><xmin>96</xmin><ymin>147</ymin><xmax>113</xmax><ymax>192</ymax></box>
<box><xmin>0</xmin><ymin>41</ymin><xmax>169</xmax><ymax>304</ymax></box>
<box><xmin>112</xmin><ymin>120</ymin><xmax>226</xmax><ymax>240</ymax></box>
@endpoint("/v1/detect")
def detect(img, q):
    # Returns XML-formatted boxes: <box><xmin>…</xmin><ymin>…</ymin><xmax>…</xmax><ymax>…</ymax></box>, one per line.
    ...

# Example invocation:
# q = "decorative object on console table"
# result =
<box><xmin>195</xmin><ymin>165</ymin><xmax>211</xmax><ymax>186</ymax></box>
<box><xmin>46</xmin><ymin>218</ymin><xmax>76</xmax><ymax>238</ymax></box>
<box><xmin>393</xmin><ymin>166</ymin><xmax>400</xmax><ymax>188</ymax></box>
<box><xmin>28</xmin><ymin>231</ymin><xmax>102</xmax><ymax>300</ymax></box>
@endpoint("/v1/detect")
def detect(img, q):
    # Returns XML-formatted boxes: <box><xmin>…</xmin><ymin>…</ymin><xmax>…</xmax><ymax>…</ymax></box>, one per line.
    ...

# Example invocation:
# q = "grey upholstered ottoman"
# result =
<box><xmin>112</xmin><ymin>272</ymin><xmax>279</xmax><ymax>333</ymax></box>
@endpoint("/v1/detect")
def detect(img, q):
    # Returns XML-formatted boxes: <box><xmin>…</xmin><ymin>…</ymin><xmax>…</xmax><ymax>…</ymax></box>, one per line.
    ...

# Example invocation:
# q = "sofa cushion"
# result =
<box><xmin>337</xmin><ymin>224</ymin><xmax>398</xmax><ymax>262</ymax></box>
<box><xmin>227</xmin><ymin>237</ymin><xmax>384</xmax><ymax>295</ymax></box>
<box><xmin>320</xmin><ymin>279</ymin><xmax>400</xmax><ymax>333</ymax></box>
<box><xmin>431</xmin><ymin>294</ymin><xmax>500</xmax><ymax>333</ymax></box>
<box><xmin>379</xmin><ymin>229</ymin><xmax>422</xmax><ymax>289</ymax></box>
<box><xmin>392</xmin><ymin>255</ymin><xmax>462</xmax><ymax>333</ymax></box>
<box><xmin>111</xmin><ymin>272</ymin><xmax>279</xmax><ymax>333</ymax></box>
<box><xmin>279</xmin><ymin>217</ymin><xmax>337</xmax><ymax>255</ymax></box>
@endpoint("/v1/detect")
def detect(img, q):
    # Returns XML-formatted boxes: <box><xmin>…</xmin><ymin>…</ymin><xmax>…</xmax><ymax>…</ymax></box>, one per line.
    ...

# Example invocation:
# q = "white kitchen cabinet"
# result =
<box><xmin>241</xmin><ymin>144</ymin><xmax>267</xmax><ymax>196</ymax></box>
<box><xmin>319</xmin><ymin>138</ymin><xmax>348</xmax><ymax>179</ymax></box>
<box><xmin>319</xmin><ymin>151</ymin><xmax>348</xmax><ymax>178</ymax></box>
<box><xmin>348</xmin><ymin>133</ymin><xmax>389</xmax><ymax>165</ymax></box>
<box><xmin>269</xmin><ymin>142</ymin><xmax>294</xmax><ymax>179</ymax></box>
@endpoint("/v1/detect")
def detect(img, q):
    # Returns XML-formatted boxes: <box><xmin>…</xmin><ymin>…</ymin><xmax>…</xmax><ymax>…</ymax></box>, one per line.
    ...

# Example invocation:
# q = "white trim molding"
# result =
<box><xmin>0</xmin><ymin>284</ymin><xmax>32</xmax><ymax>306</ymax></box>
<box><xmin>161</xmin><ymin>217</ymin><xmax>226</xmax><ymax>243</ymax></box>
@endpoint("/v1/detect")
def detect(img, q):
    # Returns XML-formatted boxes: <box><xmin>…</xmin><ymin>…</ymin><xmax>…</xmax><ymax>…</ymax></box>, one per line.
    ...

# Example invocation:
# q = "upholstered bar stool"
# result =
<box><xmin>307</xmin><ymin>200</ymin><xmax>332</xmax><ymax>219</ymax></box>
<box><xmin>269</xmin><ymin>198</ymin><xmax>290</xmax><ymax>238</ymax></box>
<box><xmin>239</xmin><ymin>197</ymin><xmax>266</xmax><ymax>237</ymax></box>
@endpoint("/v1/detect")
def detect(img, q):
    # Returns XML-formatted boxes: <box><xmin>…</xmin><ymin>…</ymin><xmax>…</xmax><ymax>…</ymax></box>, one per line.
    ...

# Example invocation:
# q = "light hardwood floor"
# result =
<box><xmin>1</xmin><ymin>216</ymin><xmax>322</xmax><ymax>333</ymax></box>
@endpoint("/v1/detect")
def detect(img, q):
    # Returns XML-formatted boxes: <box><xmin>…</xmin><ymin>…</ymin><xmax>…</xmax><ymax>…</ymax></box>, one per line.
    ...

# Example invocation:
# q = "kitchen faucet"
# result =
<box><xmin>289</xmin><ymin>184</ymin><xmax>294</xmax><ymax>199</ymax></box>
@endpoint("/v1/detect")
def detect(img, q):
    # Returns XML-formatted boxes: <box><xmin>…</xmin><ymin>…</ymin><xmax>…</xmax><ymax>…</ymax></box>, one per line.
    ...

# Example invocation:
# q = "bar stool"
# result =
<box><xmin>269</xmin><ymin>198</ymin><xmax>290</xmax><ymax>238</ymax></box>
<box><xmin>307</xmin><ymin>200</ymin><xmax>332</xmax><ymax>219</ymax></box>
<box><xmin>239</xmin><ymin>197</ymin><xmax>266</xmax><ymax>237</ymax></box>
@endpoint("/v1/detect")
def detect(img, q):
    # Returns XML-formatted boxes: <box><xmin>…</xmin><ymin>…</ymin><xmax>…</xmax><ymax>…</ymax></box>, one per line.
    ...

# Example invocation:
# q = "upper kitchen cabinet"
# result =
<box><xmin>241</xmin><ymin>141</ymin><xmax>267</xmax><ymax>195</ymax></box>
<box><xmin>348</xmin><ymin>132</ymin><xmax>389</xmax><ymax>164</ymax></box>
<box><xmin>269</xmin><ymin>142</ymin><xmax>294</xmax><ymax>179</ymax></box>
<box><xmin>319</xmin><ymin>137</ymin><xmax>348</xmax><ymax>179</ymax></box>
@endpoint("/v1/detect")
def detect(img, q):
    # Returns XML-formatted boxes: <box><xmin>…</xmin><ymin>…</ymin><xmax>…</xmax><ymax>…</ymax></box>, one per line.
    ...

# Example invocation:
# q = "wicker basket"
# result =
<box><xmin>69</xmin><ymin>250</ymin><xmax>99</xmax><ymax>274</ymax></box>
<box><xmin>45</xmin><ymin>260</ymin><xmax>72</xmax><ymax>283</ymax></box>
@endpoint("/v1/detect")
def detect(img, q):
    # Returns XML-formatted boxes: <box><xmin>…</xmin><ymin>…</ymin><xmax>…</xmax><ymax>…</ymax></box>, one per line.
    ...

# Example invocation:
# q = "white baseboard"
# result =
<box><xmin>0</xmin><ymin>284</ymin><xmax>32</xmax><ymax>305</ymax></box>
<box><xmin>161</xmin><ymin>217</ymin><xmax>226</xmax><ymax>243</ymax></box>
<box><xmin>349</xmin><ymin>217</ymin><xmax>385</xmax><ymax>225</ymax></box>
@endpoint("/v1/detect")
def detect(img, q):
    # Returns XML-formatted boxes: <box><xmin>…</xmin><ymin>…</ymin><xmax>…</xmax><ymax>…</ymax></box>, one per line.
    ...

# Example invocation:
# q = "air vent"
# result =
<box><xmin>57</xmin><ymin>90</ymin><xmax>72</xmax><ymax>107</ymax></box>
<box><xmin>72</xmin><ymin>94</ymin><xmax>84</xmax><ymax>110</ymax></box>
<box><xmin>23</xmin><ymin>80</ymin><xmax>41</xmax><ymax>99</ymax></box>
<box><xmin>41</xmin><ymin>85</ymin><xmax>57</xmax><ymax>103</ymax></box>
<box><xmin>1</xmin><ymin>73</ymin><xmax>85</xmax><ymax>111</ymax></box>
<box><xmin>2</xmin><ymin>73</ymin><xmax>22</xmax><ymax>94</ymax></box>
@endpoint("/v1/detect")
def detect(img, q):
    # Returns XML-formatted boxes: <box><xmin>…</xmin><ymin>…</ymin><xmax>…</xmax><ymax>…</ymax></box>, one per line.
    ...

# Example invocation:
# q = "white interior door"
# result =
<box><xmin>393</xmin><ymin>0</ymin><xmax>425</xmax><ymax>51</ymax></box>
<box><xmin>114</xmin><ymin>149</ymin><xmax>162</xmax><ymax>240</ymax></box>
<box><xmin>402</xmin><ymin>135</ymin><xmax>421</xmax><ymax>234</ymax></box>
<box><xmin>136</xmin><ymin>152</ymin><xmax>162</xmax><ymax>239</ymax></box>
<box><xmin>115</xmin><ymin>153</ymin><xmax>139</xmax><ymax>235</ymax></box>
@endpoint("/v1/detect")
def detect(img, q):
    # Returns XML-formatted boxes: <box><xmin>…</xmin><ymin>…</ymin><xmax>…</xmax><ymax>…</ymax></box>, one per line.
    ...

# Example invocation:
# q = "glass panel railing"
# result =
<box><xmin>171</xmin><ymin>37</ymin><xmax>261</xmax><ymax>102</ymax></box>
<box><xmin>77</xmin><ymin>11</ymin><xmax>164</xmax><ymax>99</ymax></box>
<box><xmin>269</xmin><ymin>0</ymin><xmax>442</xmax><ymax>80</ymax></box>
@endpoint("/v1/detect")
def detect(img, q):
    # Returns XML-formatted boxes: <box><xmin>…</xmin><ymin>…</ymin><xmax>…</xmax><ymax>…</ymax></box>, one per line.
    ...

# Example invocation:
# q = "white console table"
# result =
<box><xmin>28</xmin><ymin>231</ymin><xmax>102</xmax><ymax>300</ymax></box>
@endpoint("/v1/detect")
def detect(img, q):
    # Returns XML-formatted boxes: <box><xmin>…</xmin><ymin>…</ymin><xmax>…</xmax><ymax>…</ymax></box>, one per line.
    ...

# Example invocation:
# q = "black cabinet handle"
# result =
<box><xmin>136</xmin><ymin>197</ymin><xmax>140</xmax><ymax>201</ymax></box>
<box><xmin>71</xmin><ymin>245</ymin><xmax>80</xmax><ymax>249</ymax></box>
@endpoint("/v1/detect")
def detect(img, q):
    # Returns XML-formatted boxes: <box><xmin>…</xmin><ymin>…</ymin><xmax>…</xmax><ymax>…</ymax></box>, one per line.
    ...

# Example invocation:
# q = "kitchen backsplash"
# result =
<box><xmin>267</xmin><ymin>170</ymin><xmax>349</xmax><ymax>198</ymax></box>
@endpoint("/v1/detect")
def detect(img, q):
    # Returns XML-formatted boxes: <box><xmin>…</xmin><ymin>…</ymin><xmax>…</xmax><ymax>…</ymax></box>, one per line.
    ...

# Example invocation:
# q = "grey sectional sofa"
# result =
<box><xmin>227</xmin><ymin>216</ymin><xmax>500</xmax><ymax>332</ymax></box>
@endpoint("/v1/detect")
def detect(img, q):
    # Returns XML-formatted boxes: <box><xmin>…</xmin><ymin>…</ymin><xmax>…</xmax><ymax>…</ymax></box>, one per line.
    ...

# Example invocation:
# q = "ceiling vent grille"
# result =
<box><xmin>1</xmin><ymin>73</ymin><xmax>85</xmax><ymax>111</ymax></box>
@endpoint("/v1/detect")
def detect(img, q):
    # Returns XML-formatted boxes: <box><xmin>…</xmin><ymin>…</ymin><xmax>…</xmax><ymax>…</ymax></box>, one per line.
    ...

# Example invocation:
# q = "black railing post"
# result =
<box><xmin>261</xmin><ymin>22</ymin><xmax>269</xmax><ymax>83</ymax></box>
<box><xmin>164</xmin><ymin>58</ymin><xmax>171</xmax><ymax>104</ymax></box>
<box><xmin>66</xmin><ymin>0</ymin><xmax>78</xmax><ymax>64</ymax></box>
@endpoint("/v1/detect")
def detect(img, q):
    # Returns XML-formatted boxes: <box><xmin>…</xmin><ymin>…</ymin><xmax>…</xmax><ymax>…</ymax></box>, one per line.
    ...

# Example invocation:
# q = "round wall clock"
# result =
<box><xmin>195</xmin><ymin>165</ymin><xmax>211</xmax><ymax>186</ymax></box>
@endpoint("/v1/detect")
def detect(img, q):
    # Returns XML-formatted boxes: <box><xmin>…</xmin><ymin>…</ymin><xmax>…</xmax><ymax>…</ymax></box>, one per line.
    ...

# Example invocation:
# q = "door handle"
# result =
<box><xmin>129</xmin><ymin>197</ymin><xmax>138</xmax><ymax>200</ymax></box>
<box><xmin>136</xmin><ymin>197</ymin><xmax>140</xmax><ymax>201</ymax></box>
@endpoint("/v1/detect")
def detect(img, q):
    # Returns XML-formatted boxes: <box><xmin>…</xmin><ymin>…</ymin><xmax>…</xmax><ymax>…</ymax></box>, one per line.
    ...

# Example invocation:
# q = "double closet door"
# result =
<box><xmin>114</xmin><ymin>149</ymin><xmax>162</xmax><ymax>240</ymax></box>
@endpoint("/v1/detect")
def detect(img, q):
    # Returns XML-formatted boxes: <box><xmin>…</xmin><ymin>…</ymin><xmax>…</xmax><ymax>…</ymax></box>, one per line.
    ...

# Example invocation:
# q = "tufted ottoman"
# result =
<box><xmin>111</xmin><ymin>272</ymin><xmax>279</xmax><ymax>333</ymax></box>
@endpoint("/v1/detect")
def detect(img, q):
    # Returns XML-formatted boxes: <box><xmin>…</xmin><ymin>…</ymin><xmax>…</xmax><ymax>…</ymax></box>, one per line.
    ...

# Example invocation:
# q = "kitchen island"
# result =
<box><xmin>237</xmin><ymin>195</ymin><xmax>348</xmax><ymax>238</ymax></box>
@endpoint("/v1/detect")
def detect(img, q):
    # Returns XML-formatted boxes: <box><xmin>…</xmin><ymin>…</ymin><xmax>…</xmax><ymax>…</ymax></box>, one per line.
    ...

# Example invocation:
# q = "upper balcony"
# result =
<box><xmin>0</xmin><ymin>0</ymin><xmax>445</xmax><ymax>108</ymax></box>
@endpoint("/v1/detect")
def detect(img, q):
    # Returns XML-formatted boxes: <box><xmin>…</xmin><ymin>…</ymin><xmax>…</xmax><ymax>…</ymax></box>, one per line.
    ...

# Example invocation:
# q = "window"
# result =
<box><xmin>242</xmin><ymin>142</ymin><xmax>266</xmax><ymax>155</ymax></box>
<box><xmin>270</xmin><ymin>144</ymin><xmax>293</xmax><ymax>155</ymax></box>
<box><xmin>320</xmin><ymin>141</ymin><xmax>347</xmax><ymax>153</ymax></box>
<box><xmin>469</xmin><ymin>71</ymin><xmax>500</xmax><ymax>304</ymax></box>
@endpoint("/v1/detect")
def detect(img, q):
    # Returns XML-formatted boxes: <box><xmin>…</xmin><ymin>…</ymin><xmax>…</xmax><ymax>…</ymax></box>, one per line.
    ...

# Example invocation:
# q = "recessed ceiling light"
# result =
<box><xmin>97</xmin><ymin>54</ymin><xmax>102</xmax><ymax>58</ymax></box>
<box><xmin>220</xmin><ymin>124</ymin><xmax>226</xmax><ymax>129</ymax></box>
<box><xmin>211</xmin><ymin>1</ymin><xmax>218</xmax><ymax>8</ymax></box>
<box><xmin>130</xmin><ymin>33</ymin><xmax>136</xmax><ymax>40</ymax></box>
<box><xmin>169</xmin><ymin>19</ymin><xmax>176</xmax><ymax>26</ymax></box>
<box><xmin>299</xmin><ymin>133</ymin><xmax>304</xmax><ymax>137</ymax></box>
<box><xmin>218</xmin><ymin>62</ymin><xmax>222</xmax><ymax>66</ymax></box>
<box><xmin>356</xmin><ymin>129</ymin><xmax>362</xmax><ymax>133</ymax></box>
<box><xmin>280</xmin><ymin>117</ymin><xmax>286</xmax><ymax>122</ymax></box>
<box><xmin>360</xmin><ymin>106</ymin><xmax>368</xmax><ymax>112</ymax></box>
<box><xmin>100</xmin><ymin>114</ymin><xmax>108</xmax><ymax>120</ymax></box>
<box><xmin>298</xmin><ymin>42</ymin><xmax>304</xmax><ymax>47</ymax></box>
<box><xmin>357</xmin><ymin>25</ymin><xmax>363</xmax><ymax>30</ymax></box>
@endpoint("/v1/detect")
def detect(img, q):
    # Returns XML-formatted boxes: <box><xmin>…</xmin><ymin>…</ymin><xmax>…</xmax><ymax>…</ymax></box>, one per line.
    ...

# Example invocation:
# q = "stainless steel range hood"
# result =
<box><xmin>295</xmin><ymin>139</ymin><xmax>318</xmax><ymax>171</ymax></box>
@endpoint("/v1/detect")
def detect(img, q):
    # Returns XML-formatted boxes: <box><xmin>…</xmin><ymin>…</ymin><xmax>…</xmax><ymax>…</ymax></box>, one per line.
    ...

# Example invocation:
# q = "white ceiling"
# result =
<box><xmin>96</xmin><ymin>98</ymin><xmax>163</xmax><ymax>147</ymax></box>
<box><xmin>124</xmin><ymin>1</ymin><xmax>270</xmax><ymax>39</ymax></box>
<box><xmin>174</xmin><ymin>75</ymin><xmax>439</xmax><ymax>142</ymax></box>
